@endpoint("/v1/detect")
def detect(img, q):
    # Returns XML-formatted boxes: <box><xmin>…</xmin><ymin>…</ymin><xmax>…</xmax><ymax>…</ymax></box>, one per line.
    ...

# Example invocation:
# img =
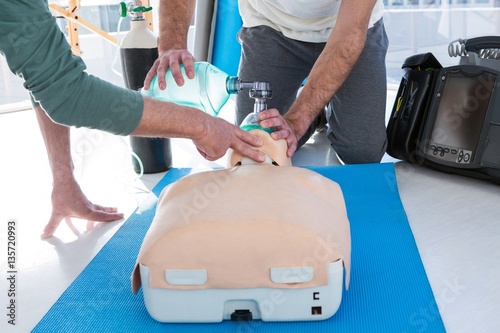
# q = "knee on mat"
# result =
<box><xmin>333</xmin><ymin>139</ymin><xmax>387</xmax><ymax>164</ymax></box>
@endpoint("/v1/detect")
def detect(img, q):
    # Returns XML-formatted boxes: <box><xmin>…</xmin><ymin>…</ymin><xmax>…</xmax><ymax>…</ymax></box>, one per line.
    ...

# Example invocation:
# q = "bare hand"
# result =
<box><xmin>143</xmin><ymin>49</ymin><xmax>195</xmax><ymax>90</ymax></box>
<box><xmin>193</xmin><ymin>117</ymin><xmax>265</xmax><ymax>162</ymax></box>
<box><xmin>258</xmin><ymin>108</ymin><xmax>299</xmax><ymax>157</ymax></box>
<box><xmin>41</xmin><ymin>180</ymin><xmax>124</xmax><ymax>239</ymax></box>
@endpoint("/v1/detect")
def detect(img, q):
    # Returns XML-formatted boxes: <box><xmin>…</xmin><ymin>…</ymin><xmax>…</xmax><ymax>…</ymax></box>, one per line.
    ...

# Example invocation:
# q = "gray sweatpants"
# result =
<box><xmin>236</xmin><ymin>19</ymin><xmax>389</xmax><ymax>164</ymax></box>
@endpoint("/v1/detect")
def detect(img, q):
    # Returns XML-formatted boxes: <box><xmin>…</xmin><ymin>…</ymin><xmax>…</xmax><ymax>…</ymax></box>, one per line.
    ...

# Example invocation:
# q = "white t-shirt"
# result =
<box><xmin>238</xmin><ymin>0</ymin><xmax>385</xmax><ymax>43</ymax></box>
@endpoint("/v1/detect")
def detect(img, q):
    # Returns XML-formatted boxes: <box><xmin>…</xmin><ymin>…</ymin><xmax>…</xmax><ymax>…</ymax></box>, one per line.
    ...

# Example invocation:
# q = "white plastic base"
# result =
<box><xmin>139</xmin><ymin>260</ymin><xmax>344</xmax><ymax>323</ymax></box>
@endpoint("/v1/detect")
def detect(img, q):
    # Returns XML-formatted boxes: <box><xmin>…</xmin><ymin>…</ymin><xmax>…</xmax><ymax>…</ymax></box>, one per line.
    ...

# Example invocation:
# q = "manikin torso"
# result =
<box><xmin>132</xmin><ymin>130</ymin><xmax>351</xmax><ymax>294</ymax></box>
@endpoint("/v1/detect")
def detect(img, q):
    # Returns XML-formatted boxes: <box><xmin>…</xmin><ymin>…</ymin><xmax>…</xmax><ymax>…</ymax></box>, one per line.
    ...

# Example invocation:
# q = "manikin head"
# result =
<box><xmin>228</xmin><ymin>129</ymin><xmax>292</xmax><ymax>167</ymax></box>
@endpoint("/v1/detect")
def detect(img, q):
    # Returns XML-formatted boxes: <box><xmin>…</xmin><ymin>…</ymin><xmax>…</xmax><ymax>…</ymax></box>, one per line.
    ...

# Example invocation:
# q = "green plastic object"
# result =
<box><xmin>119</xmin><ymin>2</ymin><xmax>153</xmax><ymax>18</ymax></box>
<box><xmin>142</xmin><ymin>62</ymin><xmax>239</xmax><ymax>117</ymax></box>
<box><xmin>240</xmin><ymin>124</ymin><xmax>273</xmax><ymax>133</ymax></box>
<box><xmin>132</xmin><ymin>6</ymin><xmax>152</xmax><ymax>13</ymax></box>
<box><xmin>119</xmin><ymin>2</ymin><xmax>127</xmax><ymax>17</ymax></box>
<box><xmin>240</xmin><ymin>113</ymin><xmax>273</xmax><ymax>133</ymax></box>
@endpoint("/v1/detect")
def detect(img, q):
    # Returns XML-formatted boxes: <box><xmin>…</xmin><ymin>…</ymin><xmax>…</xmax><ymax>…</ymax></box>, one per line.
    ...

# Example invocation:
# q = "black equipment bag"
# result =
<box><xmin>387</xmin><ymin>36</ymin><xmax>500</xmax><ymax>184</ymax></box>
<box><xmin>386</xmin><ymin>52</ymin><xmax>442</xmax><ymax>163</ymax></box>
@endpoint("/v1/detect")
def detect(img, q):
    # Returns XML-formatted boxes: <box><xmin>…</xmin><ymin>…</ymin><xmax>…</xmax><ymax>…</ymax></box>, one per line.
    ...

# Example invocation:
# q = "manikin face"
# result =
<box><xmin>228</xmin><ymin>129</ymin><xmax>292</xmax><ymax>167</ymax></box>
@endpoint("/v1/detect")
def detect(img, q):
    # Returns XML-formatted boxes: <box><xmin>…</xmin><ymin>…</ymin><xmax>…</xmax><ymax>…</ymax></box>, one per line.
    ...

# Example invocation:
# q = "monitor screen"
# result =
<box><xmin>425</xmin><ymin>69</ymin><xmax>496</xmax><ymax>164</ymax></box>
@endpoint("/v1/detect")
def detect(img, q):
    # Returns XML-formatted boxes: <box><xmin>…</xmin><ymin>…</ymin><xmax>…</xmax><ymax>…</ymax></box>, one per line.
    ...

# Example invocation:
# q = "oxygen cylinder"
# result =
<box><xmin>119</xmin><ymin>3</ymin><xmax>172</xmax><ymax>174</ymax></box>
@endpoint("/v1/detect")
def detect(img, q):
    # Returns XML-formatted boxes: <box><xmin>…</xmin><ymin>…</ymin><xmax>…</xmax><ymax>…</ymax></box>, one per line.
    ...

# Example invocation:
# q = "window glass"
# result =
<box><xmin>384</xmin><ymin>0</ymin><xmax>500</xmax><ymax>85</ymax></box>
<box><xmin>2</xmin><ymin>1</ymin><xmax>500</xmax><ymax>107</ymax></box>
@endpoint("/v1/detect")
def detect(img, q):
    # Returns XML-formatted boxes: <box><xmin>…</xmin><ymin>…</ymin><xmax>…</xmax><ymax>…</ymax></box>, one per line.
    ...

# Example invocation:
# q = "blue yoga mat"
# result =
<box><xmin>33</xmin><ymin>163</ymin><xmax>446</xmax><ymax>333</ymax></box>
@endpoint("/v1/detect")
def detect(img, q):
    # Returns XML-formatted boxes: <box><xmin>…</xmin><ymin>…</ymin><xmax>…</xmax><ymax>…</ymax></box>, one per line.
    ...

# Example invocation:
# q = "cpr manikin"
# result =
<box><xmin>131</xmin><ymin>129</ymin><xmax>351</xmax><ymax>323</ymax></box>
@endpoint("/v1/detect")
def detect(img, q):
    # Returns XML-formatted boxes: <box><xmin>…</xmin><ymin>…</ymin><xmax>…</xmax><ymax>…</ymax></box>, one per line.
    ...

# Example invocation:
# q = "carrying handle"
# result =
<box><xmin>465</xmin><ymin>36</ymin><xmax>500</xmax><ymax>53</ymax></box>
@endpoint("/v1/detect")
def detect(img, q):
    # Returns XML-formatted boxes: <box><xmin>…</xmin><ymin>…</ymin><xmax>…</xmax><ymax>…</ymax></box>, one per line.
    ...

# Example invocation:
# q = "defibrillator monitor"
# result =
<box><xmin>419</xmin><ymin>65</ymin><xmax>498</xmax><ymax>167</ymax></box>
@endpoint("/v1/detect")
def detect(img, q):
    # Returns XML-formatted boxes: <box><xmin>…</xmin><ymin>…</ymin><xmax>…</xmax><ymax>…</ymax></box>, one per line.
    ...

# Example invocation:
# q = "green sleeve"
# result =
<box><xmin>0</xmin><ymin>0</ymin><xmax>143</xmax><ymax>135</ymax></box>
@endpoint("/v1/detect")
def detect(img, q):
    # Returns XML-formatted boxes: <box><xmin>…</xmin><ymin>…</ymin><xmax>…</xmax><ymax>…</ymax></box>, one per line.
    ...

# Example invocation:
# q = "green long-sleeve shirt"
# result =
<box><xmin>0</xmin><ymin>0</ymin><xmax>143</xmax><ymax>135</ymax></box>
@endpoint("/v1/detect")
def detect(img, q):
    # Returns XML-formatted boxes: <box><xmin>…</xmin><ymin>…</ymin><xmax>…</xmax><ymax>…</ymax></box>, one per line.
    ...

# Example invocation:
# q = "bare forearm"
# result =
<box><xmin>34</xmin><ymin>106</ymin><xmax>74</xmax><ymax>182</ymax></box>
<box><xmin>132</xmin><ymin>97</ymin><xmax>207</xmax><ymax>141</ymax></box>
<box><xmin>158</xmin><ymin>0</ymin><xmax>196</xmax><ymax>53</ymax></box>
<box><xmin>133</xmin><ymin>97</ymin><xmax>265</xmax><ymax>162</ymax></box>
<box><xmin>285</xmin><ymin>0</ymin><xmax>376</xmax><ymax>137</ymax></box>
<box><xmin>286</xmin><ymin>29</ymin><xmax>366</xmax><ymax>136</ymax></box>
<box><xmin>34</xmin><ymin>106</ymin><xmax>124</xmax><ymax>239</ymax></box>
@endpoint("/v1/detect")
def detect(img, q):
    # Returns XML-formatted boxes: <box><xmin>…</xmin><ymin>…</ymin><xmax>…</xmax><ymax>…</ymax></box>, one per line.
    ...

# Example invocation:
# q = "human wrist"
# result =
<box><xmin>157</xmin><ymin>35</ymin><xmax>187</xmax><ymax>54</ymax></box>
<box><xmin>287</xmin><ymin>91</ymin><xmax>326</xmax><ymax>137</ymax></box>
<box><xmin>52</xmin><ymin>167</ymin><xmax>76</xmax><ymax>187</ymax></box>
<box><xmin>189</xmin><ymin>111</ymin><xmax>210</xmax><ymax>142</ymax></box>
<box><xmin>158</xmin><ymin>44</ymin><xmax>186</xmax><ymax>55</ymax></box>
<box><xmin>285</xmin><ymin>108</ymin><xmax>313</xmax><ymax>139</ymax></box>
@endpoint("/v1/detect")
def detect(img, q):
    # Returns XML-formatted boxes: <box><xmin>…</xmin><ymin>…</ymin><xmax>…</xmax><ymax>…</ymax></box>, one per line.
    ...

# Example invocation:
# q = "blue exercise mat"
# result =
<box><xmin>33</xmin><ymin>163</ymin><xmax>446</xmax><ymax>333</ymax></box>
